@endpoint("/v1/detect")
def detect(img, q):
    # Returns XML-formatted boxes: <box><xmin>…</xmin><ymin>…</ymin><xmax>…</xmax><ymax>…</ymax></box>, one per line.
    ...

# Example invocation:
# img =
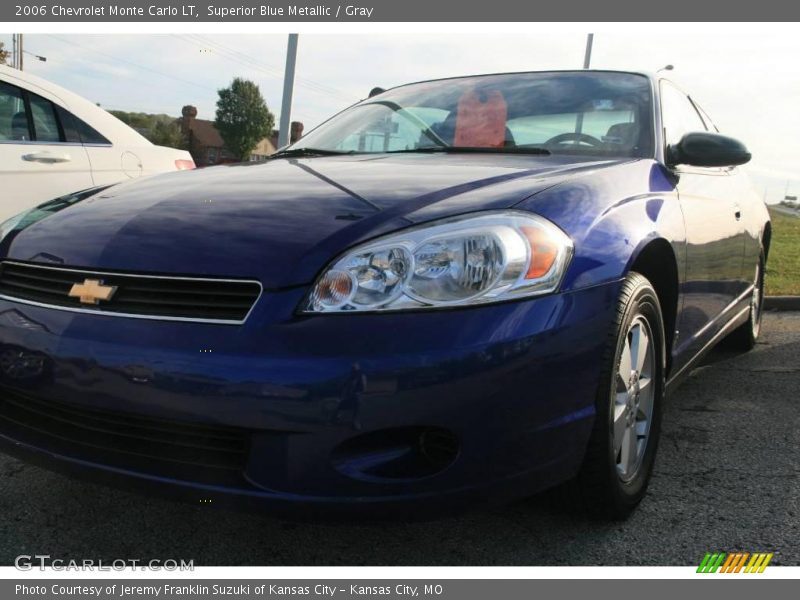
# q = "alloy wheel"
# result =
<box><xmin>613</xmin><ymin>315</ymin><xmax>655</xmax><ymax>482</ymax></box>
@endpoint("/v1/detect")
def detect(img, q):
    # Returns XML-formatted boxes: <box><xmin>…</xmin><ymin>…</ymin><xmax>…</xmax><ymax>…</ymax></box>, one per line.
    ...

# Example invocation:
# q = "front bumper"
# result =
<box><xmin>0</xmin><ymin>279</ymin><xmax>621</xmax><ymax>516</ymax></box>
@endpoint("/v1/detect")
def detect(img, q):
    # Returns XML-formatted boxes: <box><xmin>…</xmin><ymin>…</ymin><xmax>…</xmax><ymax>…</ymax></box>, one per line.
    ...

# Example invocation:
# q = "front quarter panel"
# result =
<box><xmin>517</xmin><ymin>160</ymin><xmax>686</xmax><ymax>293</ymax></box>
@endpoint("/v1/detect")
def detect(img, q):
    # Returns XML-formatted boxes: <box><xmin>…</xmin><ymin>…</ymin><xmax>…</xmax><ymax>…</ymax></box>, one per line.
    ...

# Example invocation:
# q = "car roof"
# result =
<box><xmin>0</xmin><ymin>64</ymin><xmax>151</xmax><ymax>147</ymax></box>
<box><xmin>383</xmin><ymin>69</ymin><xmax>657</xmax><ymax>93</ymax></box>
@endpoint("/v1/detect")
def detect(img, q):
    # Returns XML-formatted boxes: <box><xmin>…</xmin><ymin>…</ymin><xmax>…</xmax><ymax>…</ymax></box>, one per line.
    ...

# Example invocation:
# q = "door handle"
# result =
<box><xmin>22</xmin><ymin>151</ymin><xmax>72</xmax><ymax>164</ymax></box>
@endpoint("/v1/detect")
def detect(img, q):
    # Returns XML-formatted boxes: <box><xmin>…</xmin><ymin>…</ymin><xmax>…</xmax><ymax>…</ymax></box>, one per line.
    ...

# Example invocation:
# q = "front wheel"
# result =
<box><xmin>572</xmin><ymin>272</ymin><xmax>666</xmax><ymax>520</ymax></box>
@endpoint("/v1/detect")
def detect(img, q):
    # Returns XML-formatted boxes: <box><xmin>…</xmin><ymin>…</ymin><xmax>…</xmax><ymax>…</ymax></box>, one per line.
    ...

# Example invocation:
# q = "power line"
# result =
<box><xmin>174</xmin><ymin>34</ymin><xmax>353</xmax><ymax>101</ymax></box>
<box><xmin>186</xmin><ymin>34</ymin><xmax>345</xmax><ymax>96</ymax></box>
<box><xmin>41</xmin><ymin>34</ymin><xmax>356</xmax><ymax>122</ymax></box>
<box><xmin>177</xmin><ymin>34</ymin><xmax>284</xmax><ymax>77</ymax></box>
<box><xmin>46</xmin><ymin>35</ymin><xmax>218</xmax><ymax>94</ymax></box>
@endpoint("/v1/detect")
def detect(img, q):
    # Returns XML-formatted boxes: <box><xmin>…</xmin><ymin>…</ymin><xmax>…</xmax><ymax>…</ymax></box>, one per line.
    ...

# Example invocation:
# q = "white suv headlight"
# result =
<box><xmin>303</xmin><ymin>211</ymin><xmax>573</xmax><ymax>313</ymax></box>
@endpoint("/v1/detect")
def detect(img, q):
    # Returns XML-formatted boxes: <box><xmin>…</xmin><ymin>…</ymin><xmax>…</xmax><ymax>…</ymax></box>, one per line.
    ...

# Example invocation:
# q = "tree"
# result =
<box><xmin>214</xmin><ymin>78</ymin><xmax>274</xmax><ymax>161</ymax></box>
<box><xmin>107</xmin><ymin>110</ymin><xmax>187</xmax><ymax>150</ymax></box>
<box><xmin>149</xmin><ymin>120</ymin><xmax>187</xmax><ymax>150</ymax></box>
<box><xmin>0</xmin><ymin>42</ymin><xmax>10</xmax><ymax>66</ymax></box>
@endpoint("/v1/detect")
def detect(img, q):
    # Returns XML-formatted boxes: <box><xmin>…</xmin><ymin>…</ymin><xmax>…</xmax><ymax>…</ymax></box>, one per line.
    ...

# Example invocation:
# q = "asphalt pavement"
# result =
<box><xmin>1</xmin><ymin>312</ymin><xmax>798</xmax><ymax>566</ymax></box>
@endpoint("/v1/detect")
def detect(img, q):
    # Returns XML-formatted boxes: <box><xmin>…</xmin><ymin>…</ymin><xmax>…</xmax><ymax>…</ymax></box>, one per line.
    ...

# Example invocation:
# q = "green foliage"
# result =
<box><xmin>150</xmin><ymin>120</ymin><xmax>186</xmax><ymax>149</ymax></box>
<box><xmin>766</xmin><ymin>208</ymin><xmax>800</xmax><ymax>296</ymax></box>
<box><xmin>108</xmin><ymin>110</ymin><xmax>187</xmax><ymax>150</ymax></box>
<box><xmin>108</xmin><ymin>110</ymin><xmax>173</xmax><ymax>131</ymax></box>
<box><xmin>214</xmin><ymin>78</ymin><xmax>274</xmax><ymax>161</ymax></box>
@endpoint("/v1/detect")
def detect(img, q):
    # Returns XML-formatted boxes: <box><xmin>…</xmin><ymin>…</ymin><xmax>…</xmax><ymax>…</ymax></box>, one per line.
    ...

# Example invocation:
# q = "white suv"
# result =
<box><xmin>0</xmin><ymin>65</ymin><xmax>194</xmax><ymax>221</ymax></box>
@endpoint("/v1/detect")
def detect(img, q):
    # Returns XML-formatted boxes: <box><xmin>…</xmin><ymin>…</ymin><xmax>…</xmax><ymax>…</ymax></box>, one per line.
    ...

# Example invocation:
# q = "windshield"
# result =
<box><xmin>293</xmin><ymin>72</ymin><xmax>654</xmax><ymax>158</ymax></box>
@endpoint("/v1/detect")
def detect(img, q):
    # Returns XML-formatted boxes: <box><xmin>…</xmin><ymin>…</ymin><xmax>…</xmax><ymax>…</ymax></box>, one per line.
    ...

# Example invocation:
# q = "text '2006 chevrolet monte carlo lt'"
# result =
<box><xmin>0</xmin><ymin>71</ymin><xmax>769</xmax><ymax>519</ymax></box>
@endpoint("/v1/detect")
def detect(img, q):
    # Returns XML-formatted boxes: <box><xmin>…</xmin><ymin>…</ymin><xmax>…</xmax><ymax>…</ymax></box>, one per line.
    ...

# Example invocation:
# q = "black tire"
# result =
<box><xmin>571</xmin><ymin>272</ymin><xmax>666</xmax><ymax>520</ymax></box>
<box><xmin>726</xmin><ymin>250</ymin><xmax>765</xmax><ymax>352</ymax></box>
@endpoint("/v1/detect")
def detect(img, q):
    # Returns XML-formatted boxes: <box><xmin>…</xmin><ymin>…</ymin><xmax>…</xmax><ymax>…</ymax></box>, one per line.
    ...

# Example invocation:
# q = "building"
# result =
<box><xmin>276</xmin><ymin>122</ymin><xmax>305</xmax><ymax>151</ymax></box>
<box><xmin>179</xmin><ymin>105</ymin><xmax>303</xmax><ymax>167</ymax></box>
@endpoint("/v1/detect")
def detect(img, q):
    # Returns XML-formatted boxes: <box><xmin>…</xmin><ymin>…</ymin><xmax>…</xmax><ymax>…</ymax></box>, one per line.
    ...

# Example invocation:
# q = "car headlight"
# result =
<box><xmin>302</xmin><ymin>211</ymin><xmax>573</xmax><ymax>313</ymax></box>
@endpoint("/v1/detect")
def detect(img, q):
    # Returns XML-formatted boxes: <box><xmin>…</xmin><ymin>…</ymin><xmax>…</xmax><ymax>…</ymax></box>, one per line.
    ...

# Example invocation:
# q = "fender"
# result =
<box><xmin>516</xmin><ymin>159</ymin><xmax>687</xmax><ymax>293</ymax></box>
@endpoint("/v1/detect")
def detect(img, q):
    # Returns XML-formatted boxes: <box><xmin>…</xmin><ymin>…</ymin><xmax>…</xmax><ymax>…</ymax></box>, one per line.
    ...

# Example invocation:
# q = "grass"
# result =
<box><xmin>766</xmin><ymin>208</ymin><xmax>800</xmax><ymax>296</ymax></box>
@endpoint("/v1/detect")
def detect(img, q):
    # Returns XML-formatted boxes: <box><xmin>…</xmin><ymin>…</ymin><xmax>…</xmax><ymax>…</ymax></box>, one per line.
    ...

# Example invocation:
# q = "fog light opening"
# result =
<box><xmin>418</xmin><ymin>428</ymin><xmax>460</xmax><ymax>471</ymax></box>
<box><xmin>332</xmin><ymin>426</ymin><xmax>459</xmax><ymax>483</ymax></box>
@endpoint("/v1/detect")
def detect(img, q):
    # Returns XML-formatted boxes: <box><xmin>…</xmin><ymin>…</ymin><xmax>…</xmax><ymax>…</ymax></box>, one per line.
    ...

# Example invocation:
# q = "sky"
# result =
<box><xmin>2</xmin><ymin>32</ymin><xmax>798</xmax><ymax>203</ymax></box>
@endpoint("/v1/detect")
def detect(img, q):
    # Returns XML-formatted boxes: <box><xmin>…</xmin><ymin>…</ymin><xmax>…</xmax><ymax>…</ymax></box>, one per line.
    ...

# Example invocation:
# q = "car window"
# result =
<box><xmin>405</xmin><ymin>107</ymin><xmax>449</xmax><ymax>128</ymax></box>
<box><xmin>334</xmin><ymin>105</ymin><xmax>436</xmax><ymax>152</ymax></box>
<box><xmin>0</xmin><ymin>81</ymin><xmax>31</xmax><ymax>142</ymax></box>
<box><xmin>508</xmin><ymin>108</ymin><xmax>636</xmax><ymax>146</ymax></box>
<box><xmin>54</xmin><ymin>105</ymin><xmax>82</xmax><ymax>143</ymax></box>
<box><xmin>28</xmin><ymin>93</ymin><xmax>62</xmax><ymax>143</ymax></box>
<box><xmin>294</xmin><ymin>72</ymin><xmax>655</xmax><ymax>159</ymax></box>
<box><xmin>660</xmin><ymin>82</ymin><xmax>707</xmax><ymax>147</ymax></box>
<box><xmin>693</xmin><ymin>101</ymin><xmax>719</xmax><ymax>133</ymax></box>
<box><xmin>54</xmin><ymin>105</ymin><xmax>110</xmax><ymax>145</ymax></box>
<box><xmin>73</xmin><ymin>117</ymin><xmax>110</xmax><ymax>145</ymax></box>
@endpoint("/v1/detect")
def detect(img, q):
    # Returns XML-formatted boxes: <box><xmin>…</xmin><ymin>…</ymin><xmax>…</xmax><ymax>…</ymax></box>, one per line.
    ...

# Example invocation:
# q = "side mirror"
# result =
<box><xmin>667</xmin><ymin>132</ymin><xmax>751</xmax><ymax>168</ymax></box>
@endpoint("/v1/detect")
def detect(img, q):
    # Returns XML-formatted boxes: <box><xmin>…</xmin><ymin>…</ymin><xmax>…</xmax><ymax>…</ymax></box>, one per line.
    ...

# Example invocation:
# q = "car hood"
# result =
<box><xmin>4</xmin><ymin>153</ymin><xmax>627</xmax><ymax>288</ymax></box>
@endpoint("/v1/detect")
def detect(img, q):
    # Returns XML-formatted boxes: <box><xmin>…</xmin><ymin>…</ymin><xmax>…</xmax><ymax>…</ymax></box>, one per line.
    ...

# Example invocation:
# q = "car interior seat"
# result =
<box><xmin>603</xmin><ymin>122</ymin><xmax>640</xmax><ymax>152</ymax></box>
<box><xmin>424</xmin><ymin>90</ymin><xmax>515</xmax><ymax>148</ymax></box>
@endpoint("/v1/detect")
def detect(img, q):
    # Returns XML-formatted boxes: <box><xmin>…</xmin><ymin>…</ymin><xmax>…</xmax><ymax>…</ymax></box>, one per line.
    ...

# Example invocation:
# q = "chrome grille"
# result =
<box><xmin>0</xmin><ymin>261</ymin><xmax>261</xmax><ymax>324</ymax></box>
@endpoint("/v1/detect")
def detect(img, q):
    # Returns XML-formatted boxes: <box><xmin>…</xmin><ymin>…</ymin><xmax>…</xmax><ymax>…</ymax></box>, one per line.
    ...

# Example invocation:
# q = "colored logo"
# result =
<box><xmin>697</xmin><ymin>552</ymin><xmax>773</xmax><ymax>573</ymax></box>
<box><xmin>68</xmin><ymin>279</ymin><xmax>118</xmax><ymax>305</ymax></box>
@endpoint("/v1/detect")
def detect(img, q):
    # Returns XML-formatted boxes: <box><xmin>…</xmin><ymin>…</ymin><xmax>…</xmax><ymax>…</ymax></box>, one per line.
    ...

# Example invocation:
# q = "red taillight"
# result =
<box><xmin>174</xmin><ymin>159</ymin><xmax>195</xmax><ymax>171</ymax></box>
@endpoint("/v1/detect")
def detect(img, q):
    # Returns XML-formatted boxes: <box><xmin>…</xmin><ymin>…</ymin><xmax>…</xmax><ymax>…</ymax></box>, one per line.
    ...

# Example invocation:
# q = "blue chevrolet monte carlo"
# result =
<box><xmin>0</xmin><ymin>70</ymin><xmax>770</xmax><ymax>519</ymax></box>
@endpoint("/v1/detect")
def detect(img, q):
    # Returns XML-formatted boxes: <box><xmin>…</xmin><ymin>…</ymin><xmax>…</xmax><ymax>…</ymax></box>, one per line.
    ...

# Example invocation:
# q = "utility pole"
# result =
<box><xmin>575</xmin><ymin>33</ymin><xmax>594</xmax><ymax>136</ymax></box>
<box><xmin>278</xmin><ymin>33</ymin><xmax>299</xmax><ymax>148</ymax></box>
<box><xmin>18</xmin><ymin>34</ymin><xmax>23</xmax><ymax>71</ymax></box>
<box><xmin>11</xmin><ymin>34</ymin><xmax>21</xmax><ymax>70</ymax></box>
<box><xmin>583</xmin><ymin>33</ymin><xmax>594</xmax><ymax>69</ymax></box>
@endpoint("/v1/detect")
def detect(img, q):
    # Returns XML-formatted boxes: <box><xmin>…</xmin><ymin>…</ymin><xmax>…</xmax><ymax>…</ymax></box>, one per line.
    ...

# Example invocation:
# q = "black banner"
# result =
<box><xmin>4</xmin><ymin>0</ymin><xmax>800</xmax><ymax>22</ymax></box>
<box><xmin>4</xmin><ymin>579</ymin><xmax>798</xmax><ymax>600</ymax></box>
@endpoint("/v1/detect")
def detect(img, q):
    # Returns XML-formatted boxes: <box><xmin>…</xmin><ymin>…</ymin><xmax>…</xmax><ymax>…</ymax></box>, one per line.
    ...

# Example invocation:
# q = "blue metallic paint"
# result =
<box><xmin>0</xmin><ymin>279</ymin><xmax>619</xmax><ymax>514</ymax></box>
<box><xmin>0</xmin><ymin>73</ymin><xmax>770</xmax><ymax>515</ymax></box>
<box><xmin>2</xmin><ymin>153</ymin><xmax>619</xmax><ymax>288</ymax></box>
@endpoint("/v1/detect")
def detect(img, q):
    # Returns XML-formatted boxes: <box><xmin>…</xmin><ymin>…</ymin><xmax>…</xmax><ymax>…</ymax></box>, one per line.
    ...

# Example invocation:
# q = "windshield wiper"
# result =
<box><xmin>271</xmin><ymin>147</ymin><xmax>354</xmax><ymax>159</ymax></box>
<box><xmin>385</xmin><ymin>146</ymin><xmax>551</xmax><ymax>156</ymax></box>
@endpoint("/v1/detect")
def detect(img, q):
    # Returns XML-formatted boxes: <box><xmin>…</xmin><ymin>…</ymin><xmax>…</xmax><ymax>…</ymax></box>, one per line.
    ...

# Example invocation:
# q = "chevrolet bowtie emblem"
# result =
<box><xmin>68</xmin><ymin>279</ymin><xmax>118</xmax><ymax>305</ymax></box>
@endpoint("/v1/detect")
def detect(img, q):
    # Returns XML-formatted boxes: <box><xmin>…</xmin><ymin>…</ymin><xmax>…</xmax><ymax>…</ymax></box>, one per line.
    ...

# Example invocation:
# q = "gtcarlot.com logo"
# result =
<box><xmin>697</xmin><ymin>552</ymin><xmax>773</xmax><ymax>573</ymax></box>
<box><xmin>15</xmin><ymin>555</ymin><xmax>194</xmax><ymax>571</ymax></box>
